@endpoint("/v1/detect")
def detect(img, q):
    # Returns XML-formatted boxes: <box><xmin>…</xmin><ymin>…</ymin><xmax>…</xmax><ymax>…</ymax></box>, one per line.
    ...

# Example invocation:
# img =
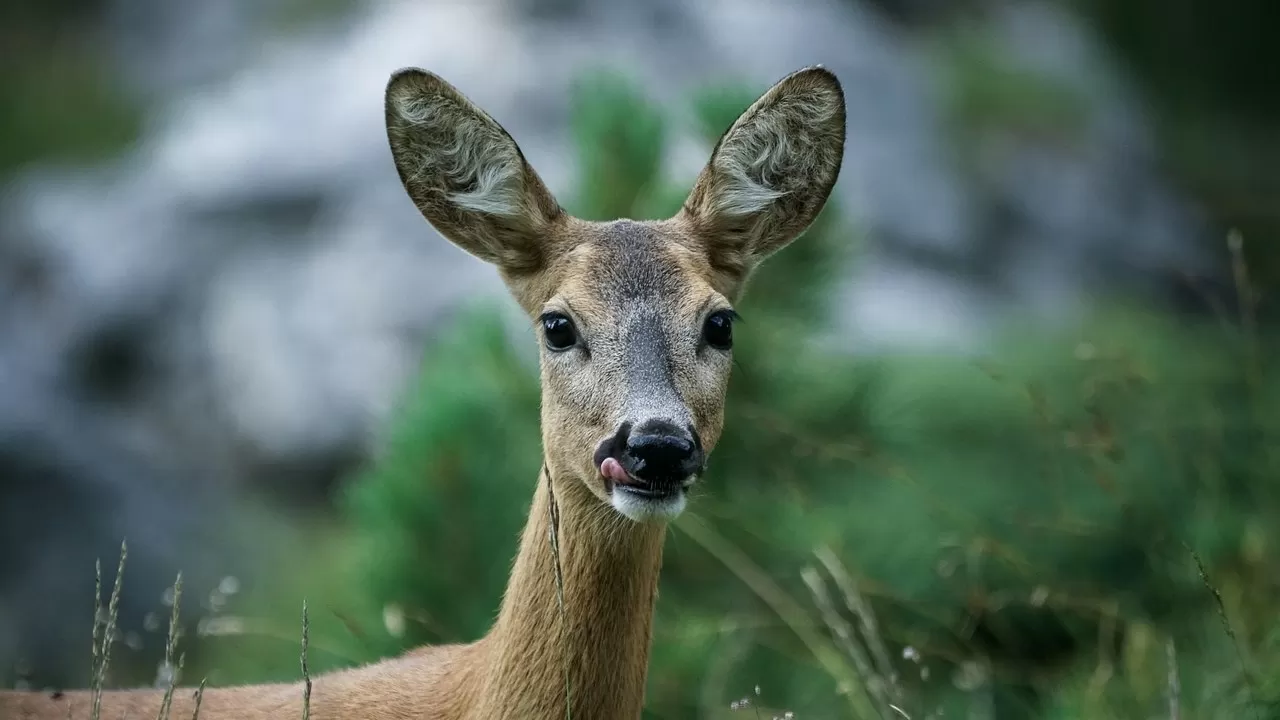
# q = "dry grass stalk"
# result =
<box><xmin>300</xmin><ymin>600</ymin><xmax>312</xmax><ymax>720</ymax></box>
<box><xmin>156</xmin><ymin>573</ymin><xmax>184</xmax><ymax>720</ymax></box>
<box><xmin>90</xmin><ymin>541</ymin><xmax>127</xmax><ymax>720</ymax></box>
<box><xmin>801</xmin><ymin>566</ymin><xmax>889</xmax><ymax>718</ymax></box>
<box><xmin>1185</xmin><ymin>544</ymin><xmax>1261</xmax><ymax>719</ymax></box>
<box><xmin>190</xmin><ymin>678</ymin><xmax>207</xmax><ymax>720</ymax></box>
<box><xmin>815</xmin><ymin>546</ymin><xmax>902</xmax><ymax>704</ymax></box>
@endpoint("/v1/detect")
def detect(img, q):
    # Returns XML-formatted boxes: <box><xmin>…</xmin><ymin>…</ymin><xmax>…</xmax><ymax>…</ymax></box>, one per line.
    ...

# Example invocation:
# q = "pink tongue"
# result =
<box><xmin>600</xmin><ymin>457</ymin><xmax>631</xmax><ymax>485</ymax></box>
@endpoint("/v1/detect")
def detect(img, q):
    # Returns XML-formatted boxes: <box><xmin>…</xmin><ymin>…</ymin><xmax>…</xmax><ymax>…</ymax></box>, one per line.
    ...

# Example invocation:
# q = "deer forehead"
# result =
<box><xmin>537</xmin><ymin>219</ymin><xmax>724</xmax><ymax>325</ymax></box>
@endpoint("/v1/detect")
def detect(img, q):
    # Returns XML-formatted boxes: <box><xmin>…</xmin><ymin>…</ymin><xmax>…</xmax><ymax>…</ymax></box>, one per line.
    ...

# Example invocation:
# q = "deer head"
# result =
<box><xmin>385</xmin><ymin>67</ymin><xmax>845</xmax><ymax>524</ymax></box>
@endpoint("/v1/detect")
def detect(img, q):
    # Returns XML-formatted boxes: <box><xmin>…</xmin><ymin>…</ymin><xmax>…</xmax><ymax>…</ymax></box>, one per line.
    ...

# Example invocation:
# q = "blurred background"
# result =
<box><xmin>1</xmin><ymin>0</ymin><xmax>1277</xmax><ymax>717</ymax></box>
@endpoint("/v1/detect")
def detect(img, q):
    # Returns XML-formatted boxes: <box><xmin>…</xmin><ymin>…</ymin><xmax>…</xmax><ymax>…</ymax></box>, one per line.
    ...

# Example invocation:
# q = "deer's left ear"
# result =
<box><xmin>679</xmin><ymin>67</ymin><xmax>846</xmax><ymax>283</ymax></box>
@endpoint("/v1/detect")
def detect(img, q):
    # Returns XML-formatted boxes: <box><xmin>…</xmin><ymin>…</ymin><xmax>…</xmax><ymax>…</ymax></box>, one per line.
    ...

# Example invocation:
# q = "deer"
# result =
<box><xmin>1</xmin><ymin>63</ymin><xmax>845</xmax><ymax>719</ymax></box>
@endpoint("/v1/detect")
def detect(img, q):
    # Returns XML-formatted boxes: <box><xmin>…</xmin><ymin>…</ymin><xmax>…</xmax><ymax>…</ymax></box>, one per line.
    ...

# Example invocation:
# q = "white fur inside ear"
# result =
<box><xmin>393</xmin><ymin>93</ymin><xmax>525</xmax><ymax>219</ymax></box>
<box><xmin>714</xmin><ymin>127</ymin><xmax>789</xmax><ymax>216</ymax></box>
<box><xmin>712</xmin><ymin>91</ymin><xmax>843</xmax><ymax>217</ymax></box>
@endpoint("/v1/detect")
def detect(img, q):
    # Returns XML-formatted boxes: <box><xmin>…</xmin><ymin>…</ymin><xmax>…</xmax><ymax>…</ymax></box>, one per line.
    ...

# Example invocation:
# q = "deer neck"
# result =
<box><xmin>478</xmin><ymin>464</ymin><xmax>667</xmax><ymax>718</ymax></box>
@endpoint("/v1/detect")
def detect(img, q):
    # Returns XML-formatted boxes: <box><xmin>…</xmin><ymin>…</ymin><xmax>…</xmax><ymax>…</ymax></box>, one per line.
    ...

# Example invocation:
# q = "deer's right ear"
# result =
<box><xmin>385</xmin><ymin>68</ymin><xmax>562</xmax><ymax>274</ymax></box>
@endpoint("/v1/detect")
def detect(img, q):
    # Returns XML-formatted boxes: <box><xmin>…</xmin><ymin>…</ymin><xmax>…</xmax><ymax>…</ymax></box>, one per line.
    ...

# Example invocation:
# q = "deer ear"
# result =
<box><xmin>680</xmin><ymin>67</ymin><xmax>846</xmax><ymax>283</ymax></box>
<box><xmin>385</xmin><ymin>68</ymin><xmax>562</xmax><ymax>275</ymax></box>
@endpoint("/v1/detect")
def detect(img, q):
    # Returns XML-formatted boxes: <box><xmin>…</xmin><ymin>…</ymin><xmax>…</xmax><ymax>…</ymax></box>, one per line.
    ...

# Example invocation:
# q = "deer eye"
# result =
<box><xmin>703</xmin><ymin>310</ymin><xmax>735</xmax><ymax>350</ymax></box>
<box><xmin>541</xmin><ymin>312</ymin><xmax>578</xmax><ymax>352</ymax></box>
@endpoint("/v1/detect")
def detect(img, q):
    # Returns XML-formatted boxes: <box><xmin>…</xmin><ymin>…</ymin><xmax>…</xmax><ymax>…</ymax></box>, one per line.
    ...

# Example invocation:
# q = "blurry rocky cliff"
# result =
<box><xmin>0</xmin><ymin>0</ymin><xmax>1266</xmax><ymax>687</ymax></box>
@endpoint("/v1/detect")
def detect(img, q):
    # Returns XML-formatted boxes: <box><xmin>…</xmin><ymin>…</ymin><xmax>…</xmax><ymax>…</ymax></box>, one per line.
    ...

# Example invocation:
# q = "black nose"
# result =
<box><xmin>622</xmin><ymin>420</ymin><xmax>704</xmax><ymax>487</ymax></box>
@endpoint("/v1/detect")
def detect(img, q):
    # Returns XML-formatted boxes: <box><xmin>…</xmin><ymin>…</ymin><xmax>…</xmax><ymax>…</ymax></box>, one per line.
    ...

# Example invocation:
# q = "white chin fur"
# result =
<box><xmin>610</xmin><ymin>488</ymin><xmax>687</xmax><ymax>523</ymax></box>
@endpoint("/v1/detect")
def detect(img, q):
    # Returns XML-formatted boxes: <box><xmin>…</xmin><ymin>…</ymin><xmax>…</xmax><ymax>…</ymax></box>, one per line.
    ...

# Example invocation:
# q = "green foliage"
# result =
<box><xmin>344</xmin><ymin>308</ymin><xmax>540</xmax><ymax>651</ymax></box>
<box><xmin>567</xmin><ymin>70</ymin><xmax>668</xmax><ymax>220</ymax></box>
<box><xmin>212</xmin><ymin>69</ymin><xmax>1280</xmax><ymax>718</ymax></box>
<box><xmin>0</xmin><ymin>9</ymin><xmax>142</xmax><ymax>176</ymax></box>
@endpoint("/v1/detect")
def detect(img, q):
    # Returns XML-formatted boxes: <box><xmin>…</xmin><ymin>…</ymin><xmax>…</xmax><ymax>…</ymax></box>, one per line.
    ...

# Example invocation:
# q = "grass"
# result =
<box><xmin>73</xmin><ymin>541</ymin><xmax>312</xmax><ymax>720</ymax></box>
<box><xmin>70</xmin><ymin>527</ymin><xmax>1250</xmax><ymax>719</ymax></box>
<box><xmin>89</xmin><ymin>541</ymin><xmax>127</xmax><ymax>720</ymax></box>
<box><xmin>154</xmin><ymin>570</ymin><xmax>184</xmax><ymax>720</ymax></box>
<box><xmin>301</xmin><ymin>601</ymin><xmax>312</xmax><ymax>720</ymax></box>
<box><xmin>1185</xmin><ymin>545</ymin><xmax>1260</xmax><ymax>720</ymax></box>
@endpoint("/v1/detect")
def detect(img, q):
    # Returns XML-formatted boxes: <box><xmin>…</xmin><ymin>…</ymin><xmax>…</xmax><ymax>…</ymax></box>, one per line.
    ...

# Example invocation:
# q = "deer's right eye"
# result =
<box><xmin>541</xmin><ymin>313</ymin><xmax>578</xmax><ymax>352</ymax></box>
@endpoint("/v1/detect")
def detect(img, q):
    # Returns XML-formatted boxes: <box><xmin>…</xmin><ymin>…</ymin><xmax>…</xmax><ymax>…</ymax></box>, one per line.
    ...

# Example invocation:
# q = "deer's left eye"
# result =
<box><xmin>703</xmin><ymin>310</ymin><xmax>735</xmax><ymax>350</ymax></box>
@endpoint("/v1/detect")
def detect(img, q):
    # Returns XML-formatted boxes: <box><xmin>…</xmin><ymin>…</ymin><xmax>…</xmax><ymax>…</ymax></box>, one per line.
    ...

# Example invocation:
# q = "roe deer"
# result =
<box><xmin>1</xmin><ymin>64</ymin><xmax>845</xmax><ymax>719</ymax></box>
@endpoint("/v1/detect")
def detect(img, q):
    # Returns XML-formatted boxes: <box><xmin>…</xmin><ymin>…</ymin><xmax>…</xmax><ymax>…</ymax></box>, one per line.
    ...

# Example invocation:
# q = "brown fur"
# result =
<box><xmin>0</xmin><ymin>65</ymin><xmax>845</xmax><ymax>719</ymax></box>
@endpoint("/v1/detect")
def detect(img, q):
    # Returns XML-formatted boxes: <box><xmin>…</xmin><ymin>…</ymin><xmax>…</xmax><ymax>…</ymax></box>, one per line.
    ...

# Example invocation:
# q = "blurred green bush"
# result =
<box><xmin>0</xmin><ymin>2</ymin><xmax>142</xmax><ymax>174</ymax></box>
<box><xmin>208</xmin><ymin>71</ymin><xmax>1280</xmax><ymax>719</ymax></box>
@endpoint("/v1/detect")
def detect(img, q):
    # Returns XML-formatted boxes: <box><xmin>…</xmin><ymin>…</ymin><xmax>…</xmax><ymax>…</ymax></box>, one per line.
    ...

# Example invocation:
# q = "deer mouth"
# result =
<box><xmin>600</xmin><ymin>457</ymin><xmax>690</xmax><ymax>497</ymax></box>
<box><xmin>598</xmin><ymin>459</ymin><xmax>697</xmax><ymax>526</ymax></box>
